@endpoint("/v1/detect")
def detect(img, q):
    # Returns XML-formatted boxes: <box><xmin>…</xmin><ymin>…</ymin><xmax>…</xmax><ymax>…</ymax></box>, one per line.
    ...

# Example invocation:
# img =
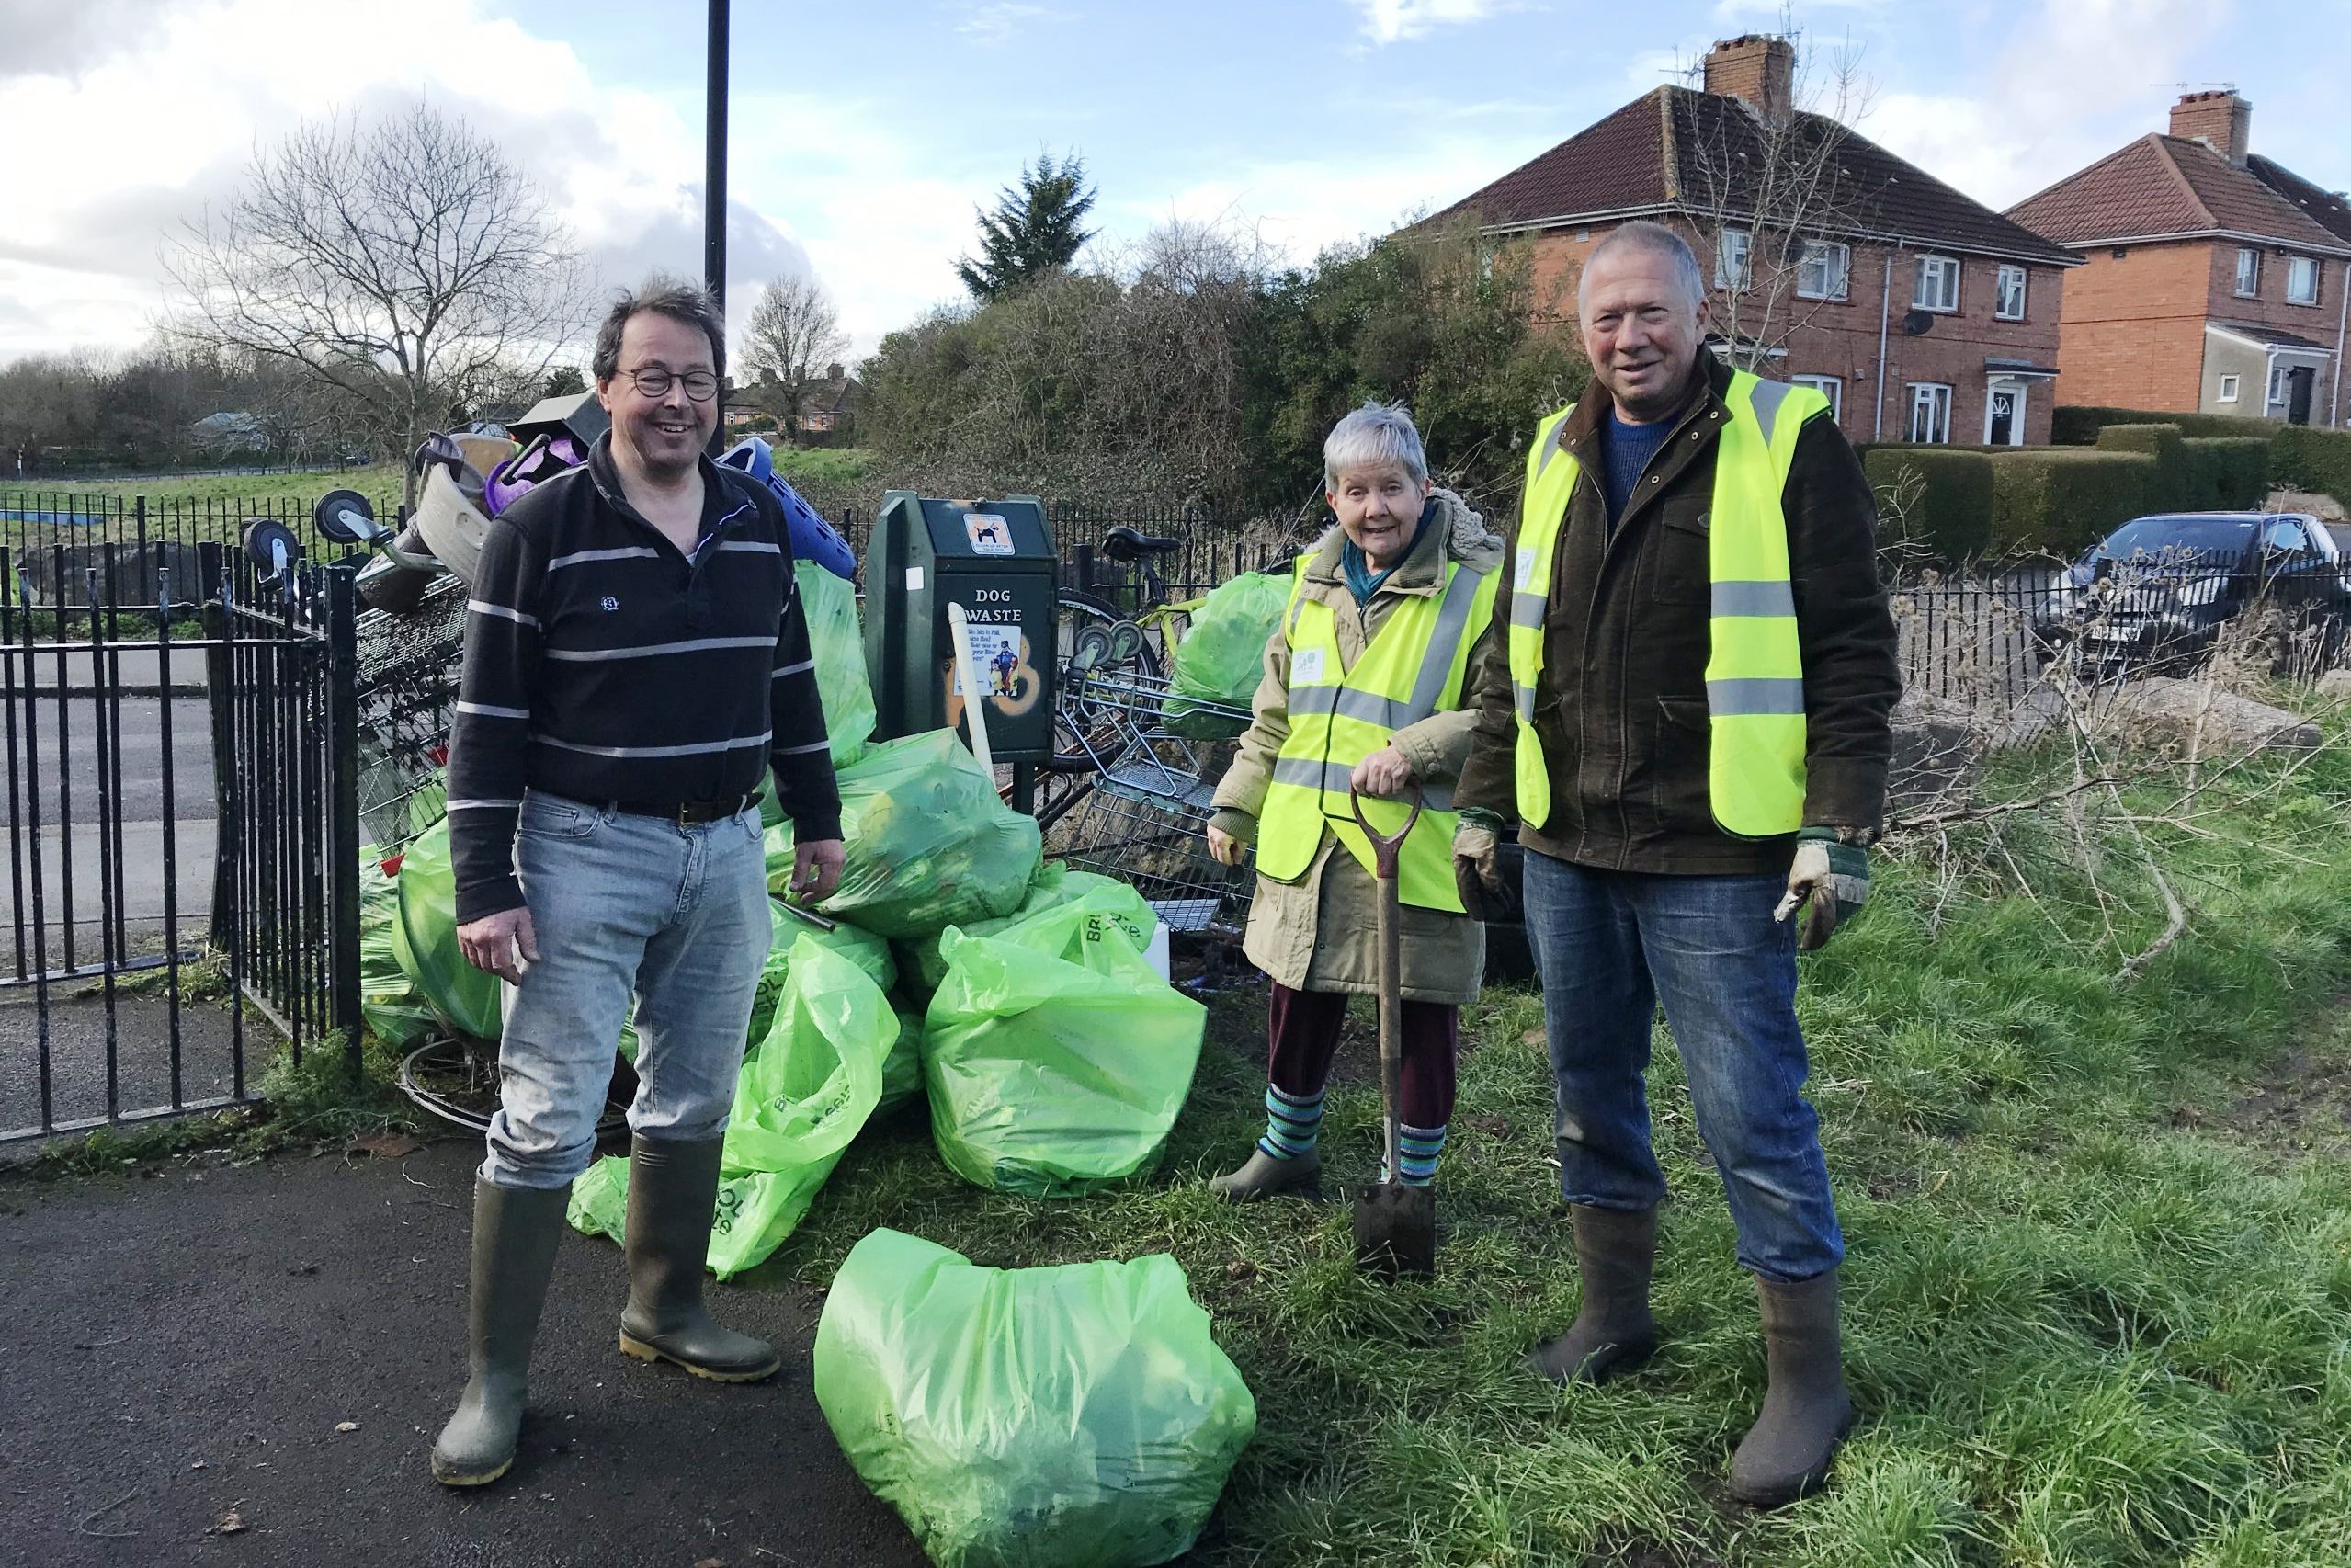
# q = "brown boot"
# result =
<box><xmin>1729</xmin><ymin>1270</ymin><xmax>1855</xmax><ymax>1507</ymax></box>
<box><xmin>1528</xmin><ymin>1204</ymin><xmax>1658</xmax><ymax>1383</ymax></box>
<box><xmin>1209</xmin><ymin>1144</ymin><xmax>1322</xmax><ymax>1202</ymax></box>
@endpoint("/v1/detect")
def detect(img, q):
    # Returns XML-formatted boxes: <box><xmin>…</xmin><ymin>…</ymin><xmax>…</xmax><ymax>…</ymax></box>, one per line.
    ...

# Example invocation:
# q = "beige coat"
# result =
<box><xmin>1209</xmin><ymin>489</ymin><xmax>1503</xmax><ymax>1006</ymax></box>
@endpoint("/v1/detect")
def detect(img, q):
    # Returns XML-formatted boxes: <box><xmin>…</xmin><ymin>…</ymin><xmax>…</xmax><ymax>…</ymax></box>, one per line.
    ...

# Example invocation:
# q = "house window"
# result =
<box><xmin>1908</xmin><ymin>382</ymin><xmax>1953</xmax><ymax>444</ymax></box>
<box><xmin>2219</xmin><ymin>374</ymin><xmax>2241</xmax><ymax>403</ymax></box>
<box><xmin>1717</xmin><ymin>227</ymin><xmax>1752</xmax><ymax>290</ymax></box>
<box><xmin>1792</xmin><ymin>374</ymin><xmax>1842</xmax><ymax>420</ymax></box>
<box><xmin>1796</xmin><ymin>242</ymin><xmax>1849</xmax><ymax>301</ymax></box>
<box><xmin>1995</xmin><ymin>265</ymin><xmax>2027</xmax><ymax>321</ymax></box>
<box><xmin>1914</xmin><ymin>255</ymin><xmax>1960</xmax><ymax>312</ymax></box>
<box><xmin>2269</xmin><ymin>369</ymin><xmax>2288</xmax><ymax>406</ymax></box>
<box><xmin>2287</xmin><ymin>256</ymin><xmax>2320</xmax><ymax>305</ymax></box>
<box><xmin>2235</xmin><ymin>247</ymin><xmax>2260</xmax><ymax>297</ymax></box>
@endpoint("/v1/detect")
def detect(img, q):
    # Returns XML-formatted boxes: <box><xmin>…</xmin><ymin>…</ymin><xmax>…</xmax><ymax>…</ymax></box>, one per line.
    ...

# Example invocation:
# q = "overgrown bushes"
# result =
<box><xmin>1988</xmin><ymin>447</ymin><xmax>2153</xmax><ymax>554</ymax></box>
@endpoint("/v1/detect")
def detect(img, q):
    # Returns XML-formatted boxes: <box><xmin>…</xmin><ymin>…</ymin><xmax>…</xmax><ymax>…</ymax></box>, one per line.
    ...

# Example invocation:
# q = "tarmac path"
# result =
<box><xmin>0</xmin><ymin>1136</ymin><xmax>928</xmax><ymax>1568</ymax></box>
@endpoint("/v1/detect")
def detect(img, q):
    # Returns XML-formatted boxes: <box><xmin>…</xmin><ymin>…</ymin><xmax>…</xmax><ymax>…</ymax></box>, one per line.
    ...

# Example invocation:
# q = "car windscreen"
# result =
<box><xmin>2094</xmin><ymin>516</ymin><xmax>2255</xmax><ymax>563</ymax></box>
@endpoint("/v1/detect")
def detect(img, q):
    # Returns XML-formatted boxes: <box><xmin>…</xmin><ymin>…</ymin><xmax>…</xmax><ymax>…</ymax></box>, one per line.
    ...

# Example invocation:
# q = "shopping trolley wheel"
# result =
<box><xmin>312</xmin><ymin>489</ymin><xmax>377</xmax><ymax>544</ymax></box>
<box><xmin>242</xmin><ymin>517</ymin><xmax>302</xmax><ymax>579</ymax></box>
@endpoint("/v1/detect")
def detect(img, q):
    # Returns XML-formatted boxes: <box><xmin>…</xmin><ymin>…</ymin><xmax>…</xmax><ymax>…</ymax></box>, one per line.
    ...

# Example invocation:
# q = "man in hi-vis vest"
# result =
<box><xmin>1452</xmin><ymin>222</ymin><xmax>1899</xmax><ymax>1508</ymax></box>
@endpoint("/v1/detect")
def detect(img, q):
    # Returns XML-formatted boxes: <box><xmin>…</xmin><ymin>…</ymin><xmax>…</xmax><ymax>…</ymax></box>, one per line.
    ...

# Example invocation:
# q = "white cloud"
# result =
<box><xmin>1351</xmin><ymin>0</ymin><xmax>1507</xmax><ymax>46</ymax></box>
<box><xmin>0</xmin><ymin>0</ymin><xmax>832</xmax><ymax>364</ymax></box>
<box><xmin>955</xmin><ymin>3</ymin><xmax>1060</xmax><ymax>44</ymax></box>
<box><xmin>1860</xmin><ymin>0</ymin><xmax>2230</xmax><ymax>209</ymax></box>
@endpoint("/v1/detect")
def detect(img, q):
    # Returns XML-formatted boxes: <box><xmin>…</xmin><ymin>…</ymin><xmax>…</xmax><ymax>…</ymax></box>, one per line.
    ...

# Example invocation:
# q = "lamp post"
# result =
<box><xmin>705</xmin><ymin>0</ymin><xmax>729</xmax><ymax>449</ymax></box>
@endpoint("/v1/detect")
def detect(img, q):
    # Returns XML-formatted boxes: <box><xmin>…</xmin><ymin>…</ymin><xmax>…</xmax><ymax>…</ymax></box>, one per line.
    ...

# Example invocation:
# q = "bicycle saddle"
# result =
<box><xmin>1101</xmin><ymin>526</ymin><xmax>1181</xmax><ymax>562</ymax></box>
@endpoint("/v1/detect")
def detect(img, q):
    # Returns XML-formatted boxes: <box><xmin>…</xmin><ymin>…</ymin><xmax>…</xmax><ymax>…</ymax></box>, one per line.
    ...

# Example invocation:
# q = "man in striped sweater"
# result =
<box><xmin>430</xmin><ymin>278</ymin><xmax>845</xmax><ymax>1488</ymax></box>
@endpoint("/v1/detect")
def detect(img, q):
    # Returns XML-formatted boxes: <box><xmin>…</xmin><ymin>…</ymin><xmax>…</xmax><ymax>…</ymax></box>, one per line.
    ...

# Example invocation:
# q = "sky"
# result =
<box><xmin>1</xmin><ymin>0</ymin><xmax>2345</xmax><ymax>368</ymax></box>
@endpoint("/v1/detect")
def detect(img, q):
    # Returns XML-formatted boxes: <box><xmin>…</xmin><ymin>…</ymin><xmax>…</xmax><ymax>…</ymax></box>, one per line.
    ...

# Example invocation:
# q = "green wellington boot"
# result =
<box><xmin>616</xmin><ymin>1135</ymin><xmax>781</xmax><ymax>1381</ymax></box>
<box><xmin>1527</xmin><ymin>1204</ymin><xmax>1660</xmax><ymax>1384</ymax></box>
<box><xmin>1729</xmin><ymin>1269</ymin><xmax>1856</xmax><ymax>1508</ymax></box>
<box><xmin>430</xmin><ymin>1179</ymin><xmax>572</xmax><ymax>1487</ymax></box>
<box><xmin>1209</xmin><ymin>1144</ymin><xmax>1323</xmax><ymax>1202</ymax></box>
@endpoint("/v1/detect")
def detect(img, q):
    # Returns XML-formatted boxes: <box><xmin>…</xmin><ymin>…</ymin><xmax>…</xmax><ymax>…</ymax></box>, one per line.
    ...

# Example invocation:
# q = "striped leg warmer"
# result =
<box><xmin>1388</xmin><ymin>1122</ymin><xmax>1449</xmax><ymax>1187</ymax></box>
<box><xmin>1257</xmin><ymin>1084</ymin><xmax>1326</xmax><ymax>1161</ymax></box>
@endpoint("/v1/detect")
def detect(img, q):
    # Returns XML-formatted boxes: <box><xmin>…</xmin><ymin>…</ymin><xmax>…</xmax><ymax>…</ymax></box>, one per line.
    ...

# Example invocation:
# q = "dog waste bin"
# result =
<box><xmin>864</xmin><ymin>492</ymin><xmax>1058</xmax><ymax>781</ymax></box>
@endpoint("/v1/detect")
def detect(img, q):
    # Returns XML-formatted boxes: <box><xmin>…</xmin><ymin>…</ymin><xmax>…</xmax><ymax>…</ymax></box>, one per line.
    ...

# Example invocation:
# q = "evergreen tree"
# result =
<box><xmin>956</xmin><ymin>153</ymin><xmax>1098</xmax><ymax>301</ymax></box>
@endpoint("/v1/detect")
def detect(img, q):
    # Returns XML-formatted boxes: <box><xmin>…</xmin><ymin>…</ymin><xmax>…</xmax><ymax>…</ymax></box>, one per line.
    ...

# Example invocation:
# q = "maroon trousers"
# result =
<box><xmin>1266</xmin><ymin>982</ymin><xmax>1458</xmax><ymax>1129</ymax></box>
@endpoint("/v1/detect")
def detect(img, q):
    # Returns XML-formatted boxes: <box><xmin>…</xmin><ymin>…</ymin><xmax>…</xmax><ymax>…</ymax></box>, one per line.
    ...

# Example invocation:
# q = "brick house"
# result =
<box><xmin>2006</xmin><ymin>91</ymin><xmax>2351</xmax><ymax>427</ymax></box>
<box><xmin>1425</xmin><ymin>35</ymin><xmax>2079</xmax><ymax>446</ymax></box>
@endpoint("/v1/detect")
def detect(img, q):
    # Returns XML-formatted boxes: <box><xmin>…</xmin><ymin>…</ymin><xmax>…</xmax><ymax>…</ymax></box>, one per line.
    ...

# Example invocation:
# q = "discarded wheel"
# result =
<box><xmin>398</xmin><ymin>1033</ymin><xmax>633</xmax><ymax>1138</ymax></box>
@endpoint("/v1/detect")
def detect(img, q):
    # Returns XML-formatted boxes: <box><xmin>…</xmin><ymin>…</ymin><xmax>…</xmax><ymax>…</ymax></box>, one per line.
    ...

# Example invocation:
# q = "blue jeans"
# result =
<box><xmin>1521</xmin><ymin>851</ymin><xmax>1843</xmax><ymax>1282</ymax></box>
<box><xmin>481</xmin><ymin>791</ymin><xmax>770</xmax><ymax>1190</ymax></box>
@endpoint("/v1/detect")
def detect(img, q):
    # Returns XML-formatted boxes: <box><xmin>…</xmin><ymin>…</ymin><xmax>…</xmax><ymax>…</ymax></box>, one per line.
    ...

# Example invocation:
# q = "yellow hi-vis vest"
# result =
<box><xmin>1256</xmin><ymin>549</ymin><xmax>1501</xmax><ymax>912</ymax></box>
<box><xmin>1506</xmin><ymin>370</ymin><xmax>1826</xmax><ymax>837</ymax></box>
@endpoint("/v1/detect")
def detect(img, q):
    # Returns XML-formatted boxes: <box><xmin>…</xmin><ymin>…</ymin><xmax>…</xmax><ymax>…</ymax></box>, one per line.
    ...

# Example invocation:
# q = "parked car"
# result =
<box><xmin>2030</xmin><ymin>511</ymin><xmax>2351</xmax><ymax>675</ymax></box>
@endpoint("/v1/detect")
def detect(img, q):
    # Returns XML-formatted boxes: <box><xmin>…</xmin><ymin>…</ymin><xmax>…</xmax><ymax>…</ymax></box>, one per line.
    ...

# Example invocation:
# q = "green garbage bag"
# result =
<box><xmin>1165</xmin><ymin>570</ymin><xmax>1286</xmax><ymax>740</ymax></box>
<box><xmin>390</xmin><ymin>820</ymin><xmax>503</xmax><ymax>1042</ymax></box>
<box><xmin>569</xmin><ymin>938</ymin><xmax>891</xmax><ymax>1278</ymax></box>
<box><xmin>358</xmin><ymin>856</ymin><xmax>436</xmax><ymax>1047</ymax></box>
<box><xmin>769</xmin><ymin>730</ymin><xmax>1040</xmax><ymax>939</ymax></box>
<box><xmin>798</xmin><ymin>558</ymin><xmax>877</xmax><ymax>774</ymax></box>
<box><xmin>748</xmin><ymin>898</ymin><xmax>897</xmax><ymax>1048</ymax></box>
<box><xmin>924</xmin><ymin>924</ymin><xmax>1204</xmax><ymax>1196</ymax></box>
<box><xmin>901</xmin><ymin>866</ymin><xmax>1158</xmax><ymax>994</ymax></box>
<box><xmin>882</xmin><ymin>996</ymin><xmax>925</xmax><ymax>1114</ymax></box>
<box><xmin>814</xmin><ymin>1229</ymin><xmax>1256</xmax><ymax>1568</ymax></box>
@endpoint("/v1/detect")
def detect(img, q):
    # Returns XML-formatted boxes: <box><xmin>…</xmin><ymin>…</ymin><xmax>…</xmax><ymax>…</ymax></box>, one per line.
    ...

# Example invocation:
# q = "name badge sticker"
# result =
<box><xmin>1292</xmin><ymin>646</ymin><xmax>1326</xmax><ymax>684</ymax></box>
<box><xmin>1514</xmin><ymin>546</ymin><xmax>1537</xmax><ymax>590</ymax></box>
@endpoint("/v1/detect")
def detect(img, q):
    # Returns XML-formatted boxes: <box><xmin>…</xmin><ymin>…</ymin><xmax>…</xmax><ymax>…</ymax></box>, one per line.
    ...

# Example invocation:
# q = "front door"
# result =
<box><xmin>1985</xmin><ymin>384</ymin><xmax>2025</xmax><ymax>446</ymax></box>
<box><xmin>2288</xmin><ymin>366</ymin><xmax>2315</xmax><ymax>426</ymax></box>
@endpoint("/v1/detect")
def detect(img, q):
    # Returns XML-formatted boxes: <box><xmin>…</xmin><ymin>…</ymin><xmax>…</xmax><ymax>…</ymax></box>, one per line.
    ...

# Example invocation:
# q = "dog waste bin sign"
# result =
<box><xmin>865</xmin><ymin>490</ymin><xmax>1058</xmax><ymax>765</ymax></box>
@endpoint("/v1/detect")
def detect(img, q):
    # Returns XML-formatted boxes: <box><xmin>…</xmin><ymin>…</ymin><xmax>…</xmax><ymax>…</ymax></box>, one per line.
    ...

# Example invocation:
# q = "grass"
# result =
<box><xmin>740</xmin><ymin>708</ymin><xmax>2351</xmax><ymax>1567</ymax></box>
<box><xmin>0</xmin><ymin>462</ymin><xmax>403</xmax><ymax>509</ymax></box>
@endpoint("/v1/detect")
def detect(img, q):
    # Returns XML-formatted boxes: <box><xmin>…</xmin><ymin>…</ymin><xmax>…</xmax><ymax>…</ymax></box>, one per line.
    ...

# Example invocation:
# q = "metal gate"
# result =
<box><xmin>2</xmin><ymin>539</ymin><xmax>361</xmax><ymax>1144</ymax></box>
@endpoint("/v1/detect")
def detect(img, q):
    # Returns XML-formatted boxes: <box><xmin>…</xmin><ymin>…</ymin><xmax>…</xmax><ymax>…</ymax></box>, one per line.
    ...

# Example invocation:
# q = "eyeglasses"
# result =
<box><xmin>619</xmin><ymin>367</ymin><xmax>720</xmax><ymax>402</ymax></box>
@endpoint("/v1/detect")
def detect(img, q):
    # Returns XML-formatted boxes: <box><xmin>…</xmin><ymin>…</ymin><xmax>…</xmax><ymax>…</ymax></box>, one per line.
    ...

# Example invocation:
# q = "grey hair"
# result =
<box><xmin>1323</xmin><ymin>402</ymin><xmax>1428</xmax><ymax>491</ymax></box>
<box><xmin>1578</xmin><ymin>220</ymin><xmax>1705</xmax><ymax>314</ymax></box>
<box><xmin>591</xmin><ymin>275</ymin><xmax>726</xmax><ymax>383</ymax></box>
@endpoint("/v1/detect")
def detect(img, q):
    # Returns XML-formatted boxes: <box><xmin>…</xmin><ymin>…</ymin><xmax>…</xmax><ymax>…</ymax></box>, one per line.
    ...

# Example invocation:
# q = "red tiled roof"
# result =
<box><xmin>2007</xmin><ymin>135</ymin><xmax>2348</xmax><ymax>254</ymax></box>
<box><xmin>2248</xmin><ymin>154</ymin><xmax>2351</xmax><ymax>246</ymax></box>
<box><xmin>1426</xmin><ymin>85</ymin><xmax>2075</xmax><ymax>266</ymax></box>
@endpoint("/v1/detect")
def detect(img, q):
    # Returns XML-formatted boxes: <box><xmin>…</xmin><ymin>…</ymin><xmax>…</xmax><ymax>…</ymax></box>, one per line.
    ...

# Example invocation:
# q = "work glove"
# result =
<box><xmin>1779</xmin><ymin>827</ymin><xmax>1870</xmax><ymax>952</ymax></box>
<box><xmin>1452</xmin><ymin>815</ymin><xmax>1504</xmax><ymax>920</ymax></box>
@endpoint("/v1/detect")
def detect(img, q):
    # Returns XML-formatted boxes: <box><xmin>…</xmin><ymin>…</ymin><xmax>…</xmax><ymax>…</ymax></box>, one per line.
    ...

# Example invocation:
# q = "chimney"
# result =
<box><xmin>1704</xmin><ymin>34</ymin><xmax>1795</xmax><ymax>121</ymax></box>
<box><xmin>2169</xmin><ymin>89</ymin><xmax>2251</xmax><ymax>165</ymax></box>
<box><xmin>824</xmin><ymin>362</ymin><xmax>843</xmax><ymax>381</ymax></box>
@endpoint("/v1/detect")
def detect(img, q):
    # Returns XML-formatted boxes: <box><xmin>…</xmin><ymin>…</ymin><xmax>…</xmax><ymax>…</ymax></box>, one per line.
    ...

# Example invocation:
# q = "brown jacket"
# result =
<box><xmin>1210</xmin><ymin>490</ymin><xmax>1502</xmax><ymax>1005</ymax></box>
<box><xmin>1454</xmin><ymin>357</ymin><xmax>1900</xmax><ymax>873</ymax></box>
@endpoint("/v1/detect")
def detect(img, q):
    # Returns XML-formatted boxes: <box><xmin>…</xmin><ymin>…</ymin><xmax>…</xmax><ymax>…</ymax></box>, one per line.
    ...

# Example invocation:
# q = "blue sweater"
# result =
<box><xmin>1599</xmin><ymin>408</ymin><xmax>1675</xmax><ymax>535</ymax></box>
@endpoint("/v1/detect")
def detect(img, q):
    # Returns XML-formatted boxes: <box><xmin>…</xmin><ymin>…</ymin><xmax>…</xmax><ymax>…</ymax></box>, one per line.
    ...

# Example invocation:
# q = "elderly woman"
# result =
<box><xmin>1204</xmin><ymin>403</ymin><xmax>1503</xmax><ymax>1201</ymax></box>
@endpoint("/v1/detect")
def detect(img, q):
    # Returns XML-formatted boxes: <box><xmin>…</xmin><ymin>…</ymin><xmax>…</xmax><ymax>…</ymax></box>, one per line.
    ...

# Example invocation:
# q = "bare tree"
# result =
<box><xmin>739</xmin><ymin>275</ymin><xmax>849</xmax><ymax>440</ymax></box>
<box><xmin>165</xmin><ymin>100</ymin><xmax>589</xmax><ymax>501</ymax></box>
<box><xmin>1671</xmin><ymin>27</ymin><xmax>1887</xmax><ymax>370</ymax></box>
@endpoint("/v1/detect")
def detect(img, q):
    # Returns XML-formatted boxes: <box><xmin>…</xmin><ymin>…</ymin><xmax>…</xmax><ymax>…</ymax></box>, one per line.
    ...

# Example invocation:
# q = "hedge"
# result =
<box><xmin>2051</xmin><ymin>404</ymin><xmax>2257</xmax><ymax>443</ymax></box>
<box><xmin>2179</xmin><ymin>437</ymin><xmax>2270</xmax><ymax>508</ymax></box>
<box><xmin>1989</xmin><ymin>449</ymin><xmax>2154</xmax><ymax>555</ymax></box>
<box><xmin>2272</xmin><ymin>424</ymin><xmax>2351</xmax><ymax>510</ymax></box>
<box><xmin>1862</xmin><ymin>447</ymin><xmax>1993</xmax><ymax>558</ymax></box>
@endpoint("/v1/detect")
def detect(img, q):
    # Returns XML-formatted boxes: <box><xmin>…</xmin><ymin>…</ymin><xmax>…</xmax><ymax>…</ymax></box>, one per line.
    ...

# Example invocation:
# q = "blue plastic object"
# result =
<box><xmin>719</xmin><ymin>437</ymin><xmax>858</xmax><ymax>581</ymax></box>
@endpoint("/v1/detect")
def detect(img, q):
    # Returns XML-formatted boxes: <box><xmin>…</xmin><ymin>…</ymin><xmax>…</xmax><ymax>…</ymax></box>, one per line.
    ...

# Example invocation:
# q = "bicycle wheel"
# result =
<box><xmin>1052</xmin><ymin>588</ymin><xmax>1159</xmax><ymax>769</ymax></box>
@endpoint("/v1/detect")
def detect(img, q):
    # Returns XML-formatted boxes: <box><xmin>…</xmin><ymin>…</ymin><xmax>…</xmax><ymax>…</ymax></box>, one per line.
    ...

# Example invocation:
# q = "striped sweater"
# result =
<box><xmin>447</xmin><ymin>436</ymin><xmax>841</xmax><ymax>921</ymax></box>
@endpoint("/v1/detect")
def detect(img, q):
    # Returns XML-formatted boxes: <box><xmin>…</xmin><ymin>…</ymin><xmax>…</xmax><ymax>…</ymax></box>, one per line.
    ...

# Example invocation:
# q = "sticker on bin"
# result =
<box><xmin>963</xmin><ymin>512</ymin><xmax>1013</xmax><ymax>555</ymax></box>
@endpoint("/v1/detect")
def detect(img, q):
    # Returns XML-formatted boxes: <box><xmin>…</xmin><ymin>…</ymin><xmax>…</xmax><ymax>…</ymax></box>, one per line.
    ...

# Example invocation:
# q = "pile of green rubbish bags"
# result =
<box><xmin>357</xmin><ymin>561</ymin><xmax>1256</xmax><ymax>1566</ymax></box>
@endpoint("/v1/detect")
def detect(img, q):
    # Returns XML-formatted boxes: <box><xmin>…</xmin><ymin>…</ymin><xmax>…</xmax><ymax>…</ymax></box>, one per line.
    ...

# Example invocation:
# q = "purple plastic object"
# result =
<box><xmin>484</xmin><ymin>434</ymin><xmax>584</xmax><ymax>517</ymax></box>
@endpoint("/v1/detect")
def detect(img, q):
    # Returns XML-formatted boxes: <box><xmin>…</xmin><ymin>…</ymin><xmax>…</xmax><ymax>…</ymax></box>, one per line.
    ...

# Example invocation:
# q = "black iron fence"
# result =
<box><xmin>1</xmin><ymin>539</ymin><xmax>362</xmax><ymax>1145</ymax></box>
<box><xmin>2</xmin><ymin>489</ymin><xmax>402</xmax><ymax>609</ymax></box>
<box><xmin>1891</xmin><ymin>551</ymin><xmax>2351</xmax><ymax>710</ymax></box>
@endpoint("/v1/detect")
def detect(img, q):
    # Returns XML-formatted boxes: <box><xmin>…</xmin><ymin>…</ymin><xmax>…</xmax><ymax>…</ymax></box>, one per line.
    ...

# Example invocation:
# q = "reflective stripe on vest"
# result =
<box><xmin>1256</xmin><ymin>548</ymin><xmax>1498</xmax><ymax>912</ymax></box>
<box><xmin>1505</xmin><ymin>371</ymin><xmax>1823</xmax><ymax>836</ymax></box>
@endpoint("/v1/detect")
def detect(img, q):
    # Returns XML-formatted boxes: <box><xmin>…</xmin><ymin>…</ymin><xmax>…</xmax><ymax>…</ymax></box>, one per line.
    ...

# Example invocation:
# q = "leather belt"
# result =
<box><xmin>607</xmin><ymin>792</ymin><xmax>762</xmax><ymax>826</ymax></box>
